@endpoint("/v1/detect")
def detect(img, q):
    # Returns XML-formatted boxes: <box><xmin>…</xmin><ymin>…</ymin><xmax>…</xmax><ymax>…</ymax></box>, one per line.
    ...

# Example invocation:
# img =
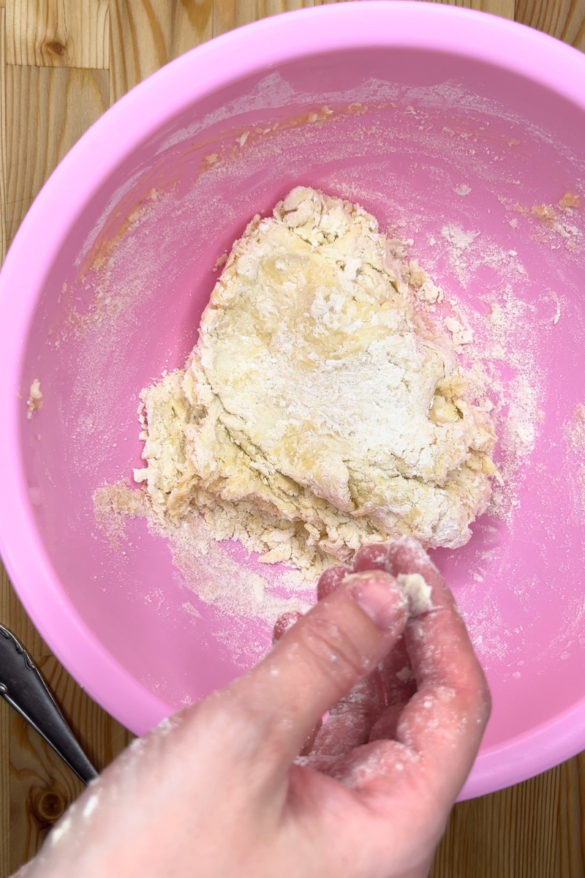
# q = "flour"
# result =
<box><xmin>426</xmin><ymin>224</ymin><xmax>544</xmax><ymax>526</ymax></box>
<box><xmin>165</xmin><ymin>511</ymin><xmax>311</xmax><ymax>623</ymax></box>
<box><xmin>567</xmin><ymin>404</ymin><xmax>585</xmax><ymax>451</ymax></box>
<box><xmin>565</xmin><ymin>404</ymin><xmax>585</xmax><ymax>513</ymax></box>
<box><xmin>93</xmin><ymin>479</ymin><xmax>311</xmax><ymax>633</ymax></box>
<box><xmin>441</xmin><ymin>224</ymin><xmax>527</xmax><ymax>290</ymax></box>
<box><xmin>93</xmin><ymin>481</ymin><xmax>147</xmax><ymax>547</ymax></box>
<box><xmin>481</xmin><ymin>295</ymin><xmax>542</xmax><ymax>521</ymax></box>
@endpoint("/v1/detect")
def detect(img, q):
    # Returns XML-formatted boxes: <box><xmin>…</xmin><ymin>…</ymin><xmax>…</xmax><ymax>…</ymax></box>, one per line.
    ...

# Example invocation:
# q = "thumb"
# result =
<box><xmin>230</xmin><ymin>571</ymin><xmax>410</xmax><ymax>775</ymax></box>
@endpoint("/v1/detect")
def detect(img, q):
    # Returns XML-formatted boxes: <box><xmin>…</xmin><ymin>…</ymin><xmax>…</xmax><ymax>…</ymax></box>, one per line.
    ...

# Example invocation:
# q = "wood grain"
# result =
<box><xmin>0</xmin><ymin>566</ymin><xmax>48</xmax><ymax>658</ymax></box>
<box><xmin>8</xmin><ymin>704</ymin><xmax>83</xmax><ymax>873</ymax></box>
<box><xmin>516</xmin><ymin>0</ymin><xmax>585</xmax><ymax>50</ymax></box>
<box><xmin>0</xmin><ymin>9</ymin><xmax>6</xmax><ymax>264</ymax></box>
<box><xmin>109</xmin><ymin>0</ymin><xmax>214</xmax><ymax>103</ymax></box>
<box><xmin>0</xmin><ymin>701</ymin><xmax>9</xmax><ymax>878</ymax></box>
<box><xmin>109</xmin><ymin>0</ymin><xmax>516</xmax><ymax>105</ymax></box>
<box><xmin>5</xmin><ymin>64</ymin><xmax>108</xmax><ymax>247</ymax></box>
<box><xmin>1</xmin><ymin>16</ymin><xmax>119</xmax><ymax>875</ymax></box>
<box><xmin>6</xmin><ymin>0</ymin><xmax>110</xmax><ymax>68</ymax></box>
<box><xmin>1</xmin><ymin>565</ymin><xmax>134</xmax><ymax>876</ymax></box>
<box><xmin>559</xmin><ymin>754</ymin><xmax>585</xmax><ymax>877</ymax></box>
<box><xmin>7</xmin><ymin>654</ymin><xmax>132</xmax><ymax>875</ymax></box>
<box><xmin>431</xmin><ymin>765</ymin><xmax>577</xmax><ymax>877</ymax></box>
<box><xmin>421</xmin><ymin>0</ymin><xmax>515</xmax><ymax>17</ymax></box>
<box><xmin>2</xmin><ymin>1</ymin><xmax>585</xmax><ymax>876</ymax></box>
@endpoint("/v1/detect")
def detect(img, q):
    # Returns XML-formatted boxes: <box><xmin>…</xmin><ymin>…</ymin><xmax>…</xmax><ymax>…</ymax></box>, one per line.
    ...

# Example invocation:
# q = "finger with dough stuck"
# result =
<box><xmin>364</xmin><ymin>538</ymin><xmax>490</xmax><ymax>806</ymax></box>
<box><xmin>228</xmin><ymin>569</ymin><xmax>410</xmax><ymax>780</ymax></box>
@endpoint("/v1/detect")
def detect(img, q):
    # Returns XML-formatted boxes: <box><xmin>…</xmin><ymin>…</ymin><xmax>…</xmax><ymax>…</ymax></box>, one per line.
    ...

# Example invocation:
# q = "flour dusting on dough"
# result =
<box><xmin>134</xmin><ymin>188</ymin><xmax>498</xmax><ymax>579</ymax></box>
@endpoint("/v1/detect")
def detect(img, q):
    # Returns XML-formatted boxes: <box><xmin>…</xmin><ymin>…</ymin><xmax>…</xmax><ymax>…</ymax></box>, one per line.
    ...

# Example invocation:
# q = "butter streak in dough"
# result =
<box><xmin>135</xmin><ymin>187</ymin><xmax>496</xmax><ymax>577</ymax></box>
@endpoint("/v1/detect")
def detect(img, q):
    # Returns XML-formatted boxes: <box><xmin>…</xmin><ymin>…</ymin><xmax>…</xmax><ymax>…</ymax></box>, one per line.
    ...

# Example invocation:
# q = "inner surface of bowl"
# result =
<box><xmin>11</xmin><ymin>14</ymin><xmax>585</xmax><ymax>799</ymax></box>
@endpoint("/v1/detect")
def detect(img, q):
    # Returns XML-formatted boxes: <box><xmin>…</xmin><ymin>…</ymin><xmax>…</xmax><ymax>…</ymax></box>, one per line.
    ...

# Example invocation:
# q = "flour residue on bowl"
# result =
<box><xmin>499</xmin><ymin>194</ymin><xmax>584</xmax><ymax>255</ymax></box>
<box><xmin>467</xmin><ymin>292</ymin><xmax>543</xmax><ymax>522</ymax></box>
<box><xmin>164</xmin><ymin>512</ymin><xmax>312</xmax><ymax>622</ymax></box>
<box><xmin>94</xmin><ymin>480</ymin><xmax>312</xmax><ymax>635</ymax></box>
<box><xmin>564</xmin><ymin>403</ymin><xmax>585</xmax><ymax>513</ymax></box>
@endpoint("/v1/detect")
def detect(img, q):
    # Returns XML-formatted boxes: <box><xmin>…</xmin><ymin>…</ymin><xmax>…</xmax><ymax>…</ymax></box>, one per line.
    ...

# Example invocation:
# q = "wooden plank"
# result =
<box><xmin>0</xmin><ymin>700</ymin><xmax>9</xmax><ymax>878</ymax></box>
<box><xmin>431</xmin><ymin>767</ymin><xmax>562</xmax><ymax>877</ymax></box>
<box><xmin>415</xmin><ymin>0</ymin><xmax>515</xmax><ymax>15</ymax></box>
<box><xmin>1</xmin><ymin>56</ymin><xmax>118</xmax><ymax>878</ymax></box>
<box><xmin>8</xmin><ymin>656</ymin><xmax>133</xmax><ymax>876</ymax></box>
<box><xmin>109</xmin><ymin>0</ymin><xmax>517</xmax><ymax>106</ymax></box>
<box><xmin>1</xmin><ymin>563</ymin><xmax>48</xmax><ymax>878</ymax></box>
<box><xmin>109</xmin><ymin>0</ymin><xmax>214</xmax><ymax>104</ymax></box>
<box><xmin>516</xmin><ymin>0</ymin><xmax>585</xmax><ymax>51</ymax></box>
<box><xmin>0</xmin><ymin>566</ymin><xmax>49</xmax><ymax>659</ymax></box>
<box><xmin>209</xmin><ymin>0</ymin><xmax>514</xmax><ymax>40</ymax></box>
<box><xmin>6</xmin><ymin>0</ymin><xmax>110</xmax><ymax>68</ymax></box>
<box><xmin>5</xmin><ymin>64</ymin><xmax>108</xmax><ymax>247</ymax></box>
<box><xmin>558</xmin><ymin>754</ymin><xmax>585</xmax><ymax>877</ymax></box>
<box><xmin>108</xmin><ymin>0</ymin><xmax>517</xmax><ymax>105</ymax></box>
<box><xmin>0</xmin><ymin>8</ymin><xmax>5</xmax><ymax>264</ymax></box>
<box><xmin>212</xmin><ymin>0</ymin><xmax>266</xmax><ymax>35</ymax></box>
<box><xmin>1</xmin><ymin>570</ymin><xmax>134</xmax><ymax>876</ymax></box>
<box><xmin>480</xmin><ymin>0</ymin><xmax>515</xmax><ymax>16</ymax></box>
<box><xmin>8</xmin><ymin>706</ymin><xmax>82</xmax><ymax>874</ymax></box>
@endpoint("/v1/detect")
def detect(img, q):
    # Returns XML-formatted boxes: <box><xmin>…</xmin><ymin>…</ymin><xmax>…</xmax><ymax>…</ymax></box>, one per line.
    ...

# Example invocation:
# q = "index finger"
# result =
<box><xmin>364</xmin><ymin>538</ymin><xmax>491</xmax><ymax>805</ymax></box>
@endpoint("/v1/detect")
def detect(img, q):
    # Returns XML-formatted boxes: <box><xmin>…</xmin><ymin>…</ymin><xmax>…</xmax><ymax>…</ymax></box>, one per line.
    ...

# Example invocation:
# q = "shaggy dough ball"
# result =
<box><xmin>135</xmin><ymin>187</ymin><xmax>496</xmax><ymax>577</ymax></box>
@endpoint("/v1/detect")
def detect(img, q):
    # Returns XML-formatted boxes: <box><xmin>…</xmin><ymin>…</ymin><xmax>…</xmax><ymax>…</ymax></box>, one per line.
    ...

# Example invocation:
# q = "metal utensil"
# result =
<box><xmin>0</xmin><ymin>623</ymin><xmax>98</xmax><ymax>785</ymax></box>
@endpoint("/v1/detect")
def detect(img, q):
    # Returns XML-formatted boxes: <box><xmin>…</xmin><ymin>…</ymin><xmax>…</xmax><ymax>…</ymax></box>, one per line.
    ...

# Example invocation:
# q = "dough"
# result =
<box><xmin>396</xmin><ymin>573</ymin><xmax>433</xmax><ymax>616</ymax></box>
<box><xmin>135</xmin><ymin>187</ymin><xmax>497</xmax><ymax>577</ymax></box>
<box><xmin>27</xmin><ymin>378</ymin><xmax>42</xmax><ymax>418</ymax></box>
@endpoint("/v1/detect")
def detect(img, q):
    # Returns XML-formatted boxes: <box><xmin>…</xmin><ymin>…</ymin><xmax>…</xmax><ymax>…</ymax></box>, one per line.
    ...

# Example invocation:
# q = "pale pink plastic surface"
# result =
<box><xmin>1</xmin><ymin>2</ymin><xmax>585</xmax><ymax>799</ymax></box>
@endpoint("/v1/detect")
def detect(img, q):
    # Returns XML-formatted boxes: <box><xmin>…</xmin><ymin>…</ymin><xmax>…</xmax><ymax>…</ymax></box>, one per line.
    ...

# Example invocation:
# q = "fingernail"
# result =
<box><xmin>317</xmin><ymin>565</ymin><xmax>351</xmax><ymax>601</ymax></box>
<box><xmin>344</xmin><ymin>572</ymin><xmax>408</xmax><ymax>629</ymax></box>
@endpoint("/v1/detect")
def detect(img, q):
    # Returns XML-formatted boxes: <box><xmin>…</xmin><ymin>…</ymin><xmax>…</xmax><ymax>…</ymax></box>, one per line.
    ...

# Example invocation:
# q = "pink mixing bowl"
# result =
<box><xmin>2</xmin><ymin>1</ymin><xmax>585</xmax><ymax>799</ymax></box>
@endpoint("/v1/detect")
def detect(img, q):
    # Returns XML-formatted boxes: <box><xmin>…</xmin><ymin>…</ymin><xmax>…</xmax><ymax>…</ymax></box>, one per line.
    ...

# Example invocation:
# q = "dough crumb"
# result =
<box><xmin>396</xmin><ymin>573</ymin><xmax>433</xmax><ymax>615</ymax></box>
<box><xmin>406</xmin><ymin>260</ymin><xmax>443</xmax><ymax>304</ymax></box>
<box><xmin>136</xmin><ymin>187</ymin><xmax>497</xmax><ymax>578</ymax></box>
<box><xmin>94</xmin><ymin>482</ymin><xmax>147</xmax><ymax>546</ymax></box>
<box><xmin>27</xmin><ymin>378</ymin><xmax>42</xmax><ymax>418</ymax></box>
<box><xmin>396</xmin><ymin>666</ymin><xmax>415</xmax><ymax>682</ymax></box>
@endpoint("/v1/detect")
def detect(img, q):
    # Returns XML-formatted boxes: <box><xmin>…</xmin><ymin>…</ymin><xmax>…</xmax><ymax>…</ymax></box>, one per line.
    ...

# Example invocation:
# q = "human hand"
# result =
<box><xmin>19</xmin><ymin>537</ymin><xmax>490</xmax><ymax>878</ymax></box>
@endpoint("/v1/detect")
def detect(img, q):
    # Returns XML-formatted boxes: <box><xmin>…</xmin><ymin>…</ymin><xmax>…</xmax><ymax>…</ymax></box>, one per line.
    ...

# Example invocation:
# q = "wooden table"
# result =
<box><xmin>1</xmin><ymin>1</ymin><xmax>584</xmax><ymax>875</ymax></box>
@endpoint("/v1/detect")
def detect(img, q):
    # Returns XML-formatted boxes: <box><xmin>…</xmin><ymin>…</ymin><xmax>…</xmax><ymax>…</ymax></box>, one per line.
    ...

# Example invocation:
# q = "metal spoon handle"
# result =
<box><xmin>0</xmin><ymin>624</ymin><xmax>98</xmax><ymax>785</ymax></box>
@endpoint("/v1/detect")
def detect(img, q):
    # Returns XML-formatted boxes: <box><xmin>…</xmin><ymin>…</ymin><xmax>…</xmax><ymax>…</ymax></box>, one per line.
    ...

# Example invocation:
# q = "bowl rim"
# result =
<box><xmin>1</xmin><ymin>0</ymin><xmax>585</xmax><ymax>798</ymax></box>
